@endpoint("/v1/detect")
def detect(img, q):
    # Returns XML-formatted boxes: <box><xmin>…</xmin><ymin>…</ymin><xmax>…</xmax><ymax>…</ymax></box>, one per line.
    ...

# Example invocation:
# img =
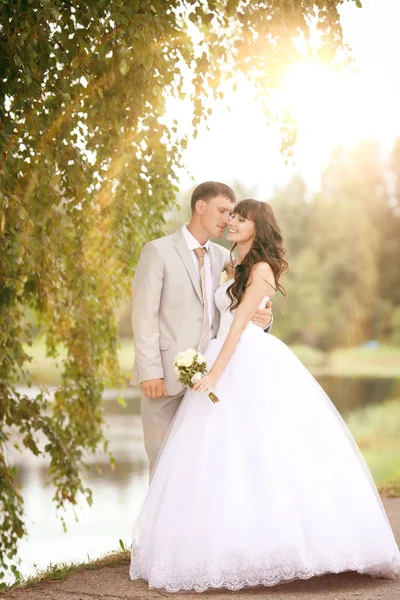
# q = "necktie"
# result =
<box><xmin>194</xmin><ymin>247</ymin><xmax>210</xmax><ymax>353</ymax></box>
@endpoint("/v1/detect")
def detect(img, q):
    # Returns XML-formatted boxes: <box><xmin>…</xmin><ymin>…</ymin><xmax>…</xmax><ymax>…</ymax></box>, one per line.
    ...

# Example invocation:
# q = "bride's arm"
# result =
<box><xmin>193</xmin><ymin>262</ymin><xmax>275</xmax><ymax>393</ymax></box>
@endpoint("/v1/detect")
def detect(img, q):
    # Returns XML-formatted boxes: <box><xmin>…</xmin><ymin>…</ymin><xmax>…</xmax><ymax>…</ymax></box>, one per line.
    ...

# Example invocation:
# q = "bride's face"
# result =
<box><xmin>226</xmin><ymin>213</ymin><xmax>256</xmax><ymax>243</ymax></box>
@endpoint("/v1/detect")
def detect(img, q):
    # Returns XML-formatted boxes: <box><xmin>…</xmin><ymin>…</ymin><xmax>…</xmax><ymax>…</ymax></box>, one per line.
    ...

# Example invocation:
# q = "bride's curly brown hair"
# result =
<box><xmin>227</xmin><ymin>199</ymin><xmax>288</xmax><ymax>311</ymax></box>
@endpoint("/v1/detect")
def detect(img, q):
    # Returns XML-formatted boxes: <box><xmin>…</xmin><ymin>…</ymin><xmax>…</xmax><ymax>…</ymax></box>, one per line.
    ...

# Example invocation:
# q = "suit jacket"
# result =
<box><xmin>130</xmin><ymin>228</ymin><xmax>230</xmax><ymax>395</ymax></box>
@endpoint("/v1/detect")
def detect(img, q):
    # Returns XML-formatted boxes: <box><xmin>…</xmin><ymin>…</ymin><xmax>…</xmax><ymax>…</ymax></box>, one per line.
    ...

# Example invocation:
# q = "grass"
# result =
<box><xmin>378</xmin><ymin>478</ymin><xmax>400</xmax><ymax>497</ymax></box>
<box><xmin>319</xmin><ymin>345</ymin><xmax>400</xmax><ymax>378</ymax></box>
<box><xmin>293</xmin><ymin>344</ymin><xmax>400</xmax><ymax>378</ymax></box>
<box><xmin>1</xmin><ymin>547</ymin><xmax>130</xmax><ymax>593</ymax></box>
<box><xmin>22</xmin><ymin>339</ymin><xmax>400</xmax><ymax>386</ymax></box>
<box><xmin>22</xmin><ymin>338</ymin><xmax>134</xmax><ymax>386</ymax></box>
<box><xmin>289</xmin><ymin>344</ymin><xmax>327</xmax><ymax>369</ymax></box>
<box><xmin>347</xmin><ymin>397</ymin><xmax>400</xmax><ymax>485</ymax></box>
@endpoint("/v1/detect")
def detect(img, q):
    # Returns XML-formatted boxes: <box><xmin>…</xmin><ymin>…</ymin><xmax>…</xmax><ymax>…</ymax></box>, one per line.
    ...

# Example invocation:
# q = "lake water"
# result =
<box><xmin>11</xmin><ymin>409</ymin><xmax>148</xmax><ymax>584</ymax></box>
<box><xmin>7</xmin><ymin>376</ymin><xmax>400</xmax><ymax>584</ymax></box>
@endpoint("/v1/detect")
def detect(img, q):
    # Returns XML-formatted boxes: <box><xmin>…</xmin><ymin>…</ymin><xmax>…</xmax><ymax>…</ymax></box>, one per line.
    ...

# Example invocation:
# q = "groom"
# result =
<box><xmin>130</xmin><ymin>181</ymin><xmax>273</xmax><ymax>473</ymax></box>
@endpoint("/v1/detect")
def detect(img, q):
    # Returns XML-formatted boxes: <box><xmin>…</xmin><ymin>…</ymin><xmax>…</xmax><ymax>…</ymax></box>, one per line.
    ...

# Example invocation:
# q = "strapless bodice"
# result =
<box><xmin>215</xmin><ymin>279</ymin><xmax>269</xmax><ymax>339</ymax></box>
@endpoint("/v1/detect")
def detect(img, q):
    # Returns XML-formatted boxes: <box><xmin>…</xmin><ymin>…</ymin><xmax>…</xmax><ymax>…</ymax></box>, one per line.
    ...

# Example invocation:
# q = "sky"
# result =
<box><xmin>169</xmin><ymin>0</ymin><xmax>400</xmax><ymax>199</ymax></box>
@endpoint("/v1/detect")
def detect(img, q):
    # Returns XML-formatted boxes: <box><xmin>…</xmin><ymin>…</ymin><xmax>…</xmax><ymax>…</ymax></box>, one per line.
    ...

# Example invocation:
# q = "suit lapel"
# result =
<box><xmin>173</xmin><ymin>229</ymin><xmax>202</xmax><ymax>302</ymax></box>
<box><xmin>209</xmin><ymin>242</ymin><xmax>222</xmax><ymax>295</ymax></box>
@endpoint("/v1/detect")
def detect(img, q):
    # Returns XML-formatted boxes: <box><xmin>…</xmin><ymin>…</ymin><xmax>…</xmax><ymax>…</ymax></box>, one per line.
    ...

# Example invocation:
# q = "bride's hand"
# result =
<box><xmin>192</xmin><ymin>372</ymin><xmax>218</xmax><ymax>394</ymax></box>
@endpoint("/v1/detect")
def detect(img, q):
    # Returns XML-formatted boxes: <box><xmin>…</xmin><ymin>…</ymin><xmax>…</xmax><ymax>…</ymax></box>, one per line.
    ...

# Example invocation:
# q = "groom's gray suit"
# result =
<box><xmin>130</xmin><ymin>226</ymin><xmax>229</xmax><ymax>471</ymax></box>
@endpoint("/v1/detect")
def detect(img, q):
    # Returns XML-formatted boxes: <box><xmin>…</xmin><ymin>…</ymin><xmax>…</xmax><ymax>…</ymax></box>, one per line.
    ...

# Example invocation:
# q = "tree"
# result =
<box><xmin>0</xmin><ymin>0</ymin><xmax>361</xmax><ymax>578</ymax></box>
<box><xmin>271</xmin><ymin>140</ymin><xmax>400</xmax><ymax>349</ymax></box>
<box><xmin>269</xmin><ymin>174</ymin><xmax>322</xmax><ymax>344</ymax></box>
<box><xmin>382</xmin><ymin>140</ymin><xmax>400</xmax><ymax>308</ymax></box>
<box><xmin>311</xmin><ymin>141</ymin><xmax>388</xmax><ymax>347</ymax></box>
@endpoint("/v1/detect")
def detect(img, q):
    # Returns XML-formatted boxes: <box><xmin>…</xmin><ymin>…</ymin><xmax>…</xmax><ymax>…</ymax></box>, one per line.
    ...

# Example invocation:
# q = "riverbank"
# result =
<box><xmin>24</xmin><ymin>340</ymin><xmax>400</xmax><ymax>385</ymax></box>
<box><xmin>3</xmin><ymin>498</ymin><xmax>400</xmax><ymax>600</ymax></box>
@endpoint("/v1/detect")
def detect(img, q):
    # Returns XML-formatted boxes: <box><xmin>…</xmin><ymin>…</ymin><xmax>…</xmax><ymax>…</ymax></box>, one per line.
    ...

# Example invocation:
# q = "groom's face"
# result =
<box><xmin>198</xmin><ymin>195</ymin><xmax>234</xmax><ymax>238</ymax></box>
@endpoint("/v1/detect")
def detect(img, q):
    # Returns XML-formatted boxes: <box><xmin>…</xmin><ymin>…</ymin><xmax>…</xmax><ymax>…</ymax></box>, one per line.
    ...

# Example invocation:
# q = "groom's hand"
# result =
<box><xmin>141</xmin><ymin>378</ymin><xmax>167</xmax><ymax>399</ymax></box>
<box><xmin>252</xmin><ymin>300</ymin><xmax>272</xmax><ymax>329</ymax></box>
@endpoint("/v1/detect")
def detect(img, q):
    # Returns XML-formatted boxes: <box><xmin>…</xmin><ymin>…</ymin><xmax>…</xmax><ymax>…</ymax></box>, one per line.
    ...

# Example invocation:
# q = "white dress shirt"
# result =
<box><xmin>181</xmin><ymin>224</ymin><xmax>214</xmax><ymax>338</ymax></box>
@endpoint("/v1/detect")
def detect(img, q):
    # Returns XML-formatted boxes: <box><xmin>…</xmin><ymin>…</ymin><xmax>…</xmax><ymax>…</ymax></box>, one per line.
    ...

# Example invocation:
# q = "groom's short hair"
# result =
<box><xmin>191</xmin><ymin>181</ymin><xmax>236</xmax><ymax>212</ymax></box>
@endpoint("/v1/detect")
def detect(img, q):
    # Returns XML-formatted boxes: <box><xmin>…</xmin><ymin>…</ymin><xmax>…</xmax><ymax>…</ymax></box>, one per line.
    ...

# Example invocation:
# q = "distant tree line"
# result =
<box><xmin>263</xmin><ymin>139</ymin><xmax>400</xmax><ymax>349</ymax></box>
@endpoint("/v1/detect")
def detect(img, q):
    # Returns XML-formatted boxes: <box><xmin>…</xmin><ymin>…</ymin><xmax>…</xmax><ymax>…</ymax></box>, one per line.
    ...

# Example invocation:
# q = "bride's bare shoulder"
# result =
<box><xmin>251</xmin><ymin>262</ymin><xmax>276</xmax><ymax>296</ymax></box>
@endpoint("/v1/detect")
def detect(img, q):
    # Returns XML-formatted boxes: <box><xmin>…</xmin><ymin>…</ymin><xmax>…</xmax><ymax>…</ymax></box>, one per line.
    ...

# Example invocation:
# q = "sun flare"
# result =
<box><xmin>276</xmin><ymin>61</ymin><xmax>372</xmax><ymax>147</ymax></box>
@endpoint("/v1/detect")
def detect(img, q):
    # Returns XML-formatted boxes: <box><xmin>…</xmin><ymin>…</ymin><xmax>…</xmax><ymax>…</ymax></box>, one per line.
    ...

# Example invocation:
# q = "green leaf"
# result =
<box><xmin>119</xmin><ymin>59</ymin><xmax>130</xmax><ymax>75</ymax></box>
<box><xmin>50</xmin><ymin>7</ymin><xmax>60</xmax><ymax>19</ymax></box>
<box><xmin>143</xmin><ymin>53</ymin><xmax>153</xmax><ymax>71</ymax></box>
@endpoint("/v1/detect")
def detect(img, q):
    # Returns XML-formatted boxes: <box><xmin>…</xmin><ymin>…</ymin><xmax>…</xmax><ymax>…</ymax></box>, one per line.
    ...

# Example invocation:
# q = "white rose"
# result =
<box><xmin>220</xmin><ymin>269</ymin><xmax>229</xmax><ymax>285</ymax></box>
<box><xmin>196</xmin><ymin>352</ymin><xmax>207</xmax><ymax>364</ymax></box>
<box><xmin>191</xmin><ymin>372</ymin><xmax>203</xmax><ymax>385</ymax></box>
<box><xmin>176</xmin><ymin>356</ymin><xmax>193</xmax><ymax>368</ymax></box>
<box><xmin>175</xmin><ymin>348</ymin><xmax>197</xmax><ymax>368</ymax></box>
<box><xmin>174</xmin><ymin>366</ymin><xmax>180</xmax><ymax>378</ymax></box>
<box><xmin>174</xmin><ymin>351</ymin><xmax>185</xmax><ymax>364</ymax></box>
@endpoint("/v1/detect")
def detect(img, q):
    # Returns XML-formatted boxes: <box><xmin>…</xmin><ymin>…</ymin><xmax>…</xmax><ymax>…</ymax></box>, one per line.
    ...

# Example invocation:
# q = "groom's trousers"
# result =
<box><xmin>140</xmin><ymin>389</ymin><xmax>185</xmax><ymax>475</ymax></box>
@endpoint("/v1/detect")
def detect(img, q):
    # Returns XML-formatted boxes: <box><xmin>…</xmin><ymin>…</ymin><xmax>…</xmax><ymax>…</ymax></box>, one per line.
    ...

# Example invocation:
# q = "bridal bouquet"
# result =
<box><xmin>174</xmin><ymin>348</ymin><xmax>219</xmax><ymax>403</ymax></box>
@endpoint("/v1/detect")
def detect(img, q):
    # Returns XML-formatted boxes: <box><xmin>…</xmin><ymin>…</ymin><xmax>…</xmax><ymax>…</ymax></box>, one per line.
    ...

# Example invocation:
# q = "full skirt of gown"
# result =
<box><xmin>130</xmin><ymin>322</ymin><xmax>400</xmax><ymax>592</ymax></box>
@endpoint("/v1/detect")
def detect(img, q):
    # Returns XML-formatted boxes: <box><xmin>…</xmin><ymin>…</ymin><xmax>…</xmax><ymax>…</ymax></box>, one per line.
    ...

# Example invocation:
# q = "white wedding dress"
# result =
<box><xmin>130</xmin><ymin>279</ymin><xmax>400</xmax><ymax>592</ymax></box>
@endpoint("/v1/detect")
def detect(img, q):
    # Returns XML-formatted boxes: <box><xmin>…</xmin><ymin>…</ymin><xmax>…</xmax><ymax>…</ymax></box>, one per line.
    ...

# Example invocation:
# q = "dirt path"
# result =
<box><xmin>4</xmin><ymin>498</ymin><xmax>400</xmax><ymax>600</ymax></box>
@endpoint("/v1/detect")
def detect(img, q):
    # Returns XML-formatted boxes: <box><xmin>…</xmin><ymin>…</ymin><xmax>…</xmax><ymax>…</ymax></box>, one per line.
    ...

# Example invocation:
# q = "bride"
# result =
<box><xmin>130</xmin><ymin>199</ymin><xmax>400</xmax><ymax>592</ymax></box>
